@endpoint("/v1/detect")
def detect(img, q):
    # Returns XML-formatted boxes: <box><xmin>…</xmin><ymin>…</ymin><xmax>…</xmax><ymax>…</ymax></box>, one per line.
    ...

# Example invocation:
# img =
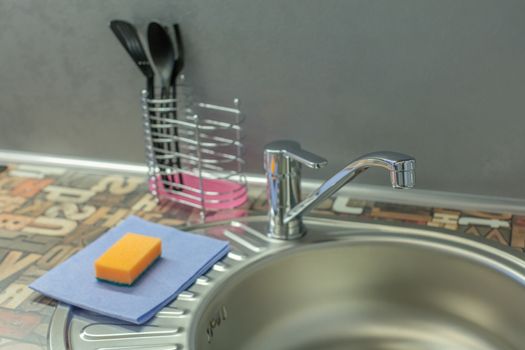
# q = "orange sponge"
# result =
<box><xmin>95</xmin><ymin>233</ymin><xmax>162</xmax><ymax>286</ymax></box>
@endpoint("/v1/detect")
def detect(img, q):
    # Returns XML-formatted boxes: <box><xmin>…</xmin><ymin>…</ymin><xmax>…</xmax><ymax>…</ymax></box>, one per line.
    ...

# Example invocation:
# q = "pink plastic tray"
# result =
<box><xmin>149</xmin><ymin>173</ymin><xmax>248</xmax><ymax>210</ymax></box>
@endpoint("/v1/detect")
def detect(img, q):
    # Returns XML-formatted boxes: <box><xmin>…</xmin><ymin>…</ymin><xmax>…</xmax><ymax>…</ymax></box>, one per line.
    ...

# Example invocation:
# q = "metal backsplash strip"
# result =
<box><xmin>1</xmin><ymin>149</ymin><xmax>525</xmax><ymax>214</ymax></box>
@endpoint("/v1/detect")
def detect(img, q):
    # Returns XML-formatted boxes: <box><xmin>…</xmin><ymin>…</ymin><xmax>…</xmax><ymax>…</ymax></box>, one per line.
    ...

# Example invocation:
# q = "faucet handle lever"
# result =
<box><xmin>264</xmin><ymin>140</ymin><xmax>327</xmax><ymax>171</ymax></box>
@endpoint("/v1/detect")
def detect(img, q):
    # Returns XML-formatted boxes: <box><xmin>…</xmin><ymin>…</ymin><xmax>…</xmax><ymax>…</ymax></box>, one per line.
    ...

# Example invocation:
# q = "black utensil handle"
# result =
<box><xmin>146</xmin><ymin>77</ymin><xmax>162</xmax><ymax>167</ymax></box>
<box><xmin>171</xmin><ymin>83</ymin><xmax>183</xmax><ymax>185</ymax></box>
<box><xmin>173</xmin><ymin>24</ymin><xmax>185</xmax><ymax>77</ymax></box>
<box><xmin>171</xmin><ymin>23</ymin><xmax>184</xmax><ymax>188</ymax></box>
<box><xmin>147</xmin><ymin>80</ymin><xmax>171</xmax><ymax>191</ymax></box>
<box><xmin>146</xmin><ymin>77</ymin><xmax>154</xmax><ymax>99</ymax></box>
<box><xmin>159</xmin><ymin>86</ymin><xmax>171</xmax><ymax>176</ymax></box>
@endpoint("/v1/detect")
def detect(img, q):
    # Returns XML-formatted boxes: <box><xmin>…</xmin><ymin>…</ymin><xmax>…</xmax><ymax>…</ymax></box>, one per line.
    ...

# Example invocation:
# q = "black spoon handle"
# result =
<box><xmin>172</xmin><ymin>24</ymin><xmax>184</xmax><ymax>189</ymax></box>
<box><xmin>171</xmin><ymin>82</ymin><xmax>183</xmax><ymax>187</ymax></box>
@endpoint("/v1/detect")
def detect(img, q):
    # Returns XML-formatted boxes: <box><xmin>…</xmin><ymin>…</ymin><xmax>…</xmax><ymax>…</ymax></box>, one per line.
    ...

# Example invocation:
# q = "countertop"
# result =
<box><xmin>0</xmin><ymin>162</ymin><xmax>524</xmax><ymax>349</ymax></box>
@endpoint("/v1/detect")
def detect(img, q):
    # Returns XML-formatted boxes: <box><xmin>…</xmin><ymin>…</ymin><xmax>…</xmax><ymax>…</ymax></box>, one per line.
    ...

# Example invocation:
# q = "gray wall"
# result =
<box><xmin>1</xmin><ymin>0</ymin><xmax>525</xmax><ymax>198</ymax></box>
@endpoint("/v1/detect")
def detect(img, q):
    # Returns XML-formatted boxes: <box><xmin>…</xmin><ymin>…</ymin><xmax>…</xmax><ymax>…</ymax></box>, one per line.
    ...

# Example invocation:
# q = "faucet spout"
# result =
<box><xmin>284</xmin><ymin>152</ymin><xmax>415</xmax><ymax>225</ymax></box>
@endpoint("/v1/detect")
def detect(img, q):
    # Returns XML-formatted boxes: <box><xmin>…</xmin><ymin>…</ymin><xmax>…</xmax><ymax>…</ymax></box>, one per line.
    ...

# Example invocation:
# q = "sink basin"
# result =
<box><xmin>49</xmin><ymin>216</ymin><xmax>525</xmax><ymax>350</ymax></box>
<box><xmin>191</xmin><ymin>220</ymin><xmax>525</xmax><ymax>350</ymax></box>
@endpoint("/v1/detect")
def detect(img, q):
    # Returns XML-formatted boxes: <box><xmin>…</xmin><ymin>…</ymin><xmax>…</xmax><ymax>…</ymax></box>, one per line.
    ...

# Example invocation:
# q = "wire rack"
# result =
<box><xmin>141</xmin><ymin>81</ymin><xmax>247</xmax><ymax>220</ymax></box>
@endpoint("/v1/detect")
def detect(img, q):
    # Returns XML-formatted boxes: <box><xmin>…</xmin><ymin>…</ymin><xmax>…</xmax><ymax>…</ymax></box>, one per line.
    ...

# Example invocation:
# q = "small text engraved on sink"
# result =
<box><xmin>206</xmin><ymin>305</ymin><xmax>228</xmax><ymax>343</ymax></box>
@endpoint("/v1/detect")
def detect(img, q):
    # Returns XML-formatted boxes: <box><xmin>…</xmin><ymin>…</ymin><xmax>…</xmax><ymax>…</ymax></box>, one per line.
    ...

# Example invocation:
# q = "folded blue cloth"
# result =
<box><xmin>30</xmin><ymin>216</ymin><xmax>229</xmax><ymax>324</ymax></box>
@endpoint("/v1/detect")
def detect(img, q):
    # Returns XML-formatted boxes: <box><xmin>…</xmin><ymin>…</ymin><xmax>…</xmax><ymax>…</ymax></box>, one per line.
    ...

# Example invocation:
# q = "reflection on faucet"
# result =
<box><xmin>285</xmin><ymin>151</ymin><xmax>415</xmax><ymax>223</ymax></box>
<box><xmin>264</xmin><ymin>141</ymin><xmax>415</xmax><ymax>240</ymax></box>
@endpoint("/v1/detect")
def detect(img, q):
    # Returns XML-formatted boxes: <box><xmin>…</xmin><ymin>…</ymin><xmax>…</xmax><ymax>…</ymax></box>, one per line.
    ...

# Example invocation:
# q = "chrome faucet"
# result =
<box><xmin>264</xmin><ymin>140</ymin><xmax>416</xmax><ymax>240</ymax></box>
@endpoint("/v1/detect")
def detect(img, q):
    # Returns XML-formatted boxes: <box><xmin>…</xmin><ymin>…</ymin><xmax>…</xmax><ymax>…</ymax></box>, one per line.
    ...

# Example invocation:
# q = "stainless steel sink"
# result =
<box><xmin>49</xmin><ymin>216</ymin><xmax>525</xmax><ymax>350</ymax></box>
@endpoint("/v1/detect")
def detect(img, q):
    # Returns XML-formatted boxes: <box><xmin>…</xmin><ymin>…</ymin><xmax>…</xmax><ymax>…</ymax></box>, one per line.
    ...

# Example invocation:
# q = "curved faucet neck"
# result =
<box><xmin>284</xmin><ymin>152</ymin><xmax>415</xmax><ymax>225</ymax></box>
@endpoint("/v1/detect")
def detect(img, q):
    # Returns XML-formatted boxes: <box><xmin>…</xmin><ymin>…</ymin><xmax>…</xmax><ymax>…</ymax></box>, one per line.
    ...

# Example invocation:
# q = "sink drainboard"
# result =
<box><xmin>49</xmin><ymin>217</ymin><xmax>273</xmax><ymax>350</ymax></box>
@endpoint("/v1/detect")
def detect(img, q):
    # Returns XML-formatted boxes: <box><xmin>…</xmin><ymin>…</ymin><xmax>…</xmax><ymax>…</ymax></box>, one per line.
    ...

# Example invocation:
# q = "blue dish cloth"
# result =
<box><xmin>29</xmin><ymin>215</ymin><xmax>229</xmax><ymax>324</ymax></box>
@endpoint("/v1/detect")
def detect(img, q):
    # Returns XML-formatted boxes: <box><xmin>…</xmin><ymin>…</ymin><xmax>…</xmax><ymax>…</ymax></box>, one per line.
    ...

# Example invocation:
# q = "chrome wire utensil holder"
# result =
<box><xmin>141</xmin><ymin>81</ymin><xmax>247</xmax><ymax>220</ymax></box>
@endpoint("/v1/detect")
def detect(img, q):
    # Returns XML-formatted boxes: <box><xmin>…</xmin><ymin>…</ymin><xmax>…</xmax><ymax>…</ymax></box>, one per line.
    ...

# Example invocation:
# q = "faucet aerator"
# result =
<box><xmin>391</xmin><ymin>170</ymin><xmax>416</xmax><ymax>189</ymax></box>
<box><xmin>390</xmin><ymin>159</ymin><xmax>416</xmax><ymax>189</ymax></box>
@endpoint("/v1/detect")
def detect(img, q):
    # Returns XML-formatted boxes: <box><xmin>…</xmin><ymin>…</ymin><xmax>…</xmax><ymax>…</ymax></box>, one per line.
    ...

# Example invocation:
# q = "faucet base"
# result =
<box><xmin>267</xmin><ymin>218</ymin><xmax>305</xmax><ymax>240</ymax></box>
<box><xmin>264</xmin><ymin>140</ymin><xmax>415</xmax><ymax>240</ymax></box>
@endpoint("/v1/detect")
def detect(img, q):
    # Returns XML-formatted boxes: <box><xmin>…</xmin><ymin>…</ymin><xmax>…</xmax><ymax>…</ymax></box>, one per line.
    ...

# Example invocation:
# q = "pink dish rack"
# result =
<box><xmin>141</xmin><ymin>79</ymin><xmax>247</xmax><ymax>220</ymax></box>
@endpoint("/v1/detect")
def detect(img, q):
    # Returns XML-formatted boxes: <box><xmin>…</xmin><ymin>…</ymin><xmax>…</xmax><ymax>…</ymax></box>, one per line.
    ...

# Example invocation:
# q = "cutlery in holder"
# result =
<box><xmin>142</xmin><ymin>80</ymin><xmax>247</xmax><ymax>219</ymax></box>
